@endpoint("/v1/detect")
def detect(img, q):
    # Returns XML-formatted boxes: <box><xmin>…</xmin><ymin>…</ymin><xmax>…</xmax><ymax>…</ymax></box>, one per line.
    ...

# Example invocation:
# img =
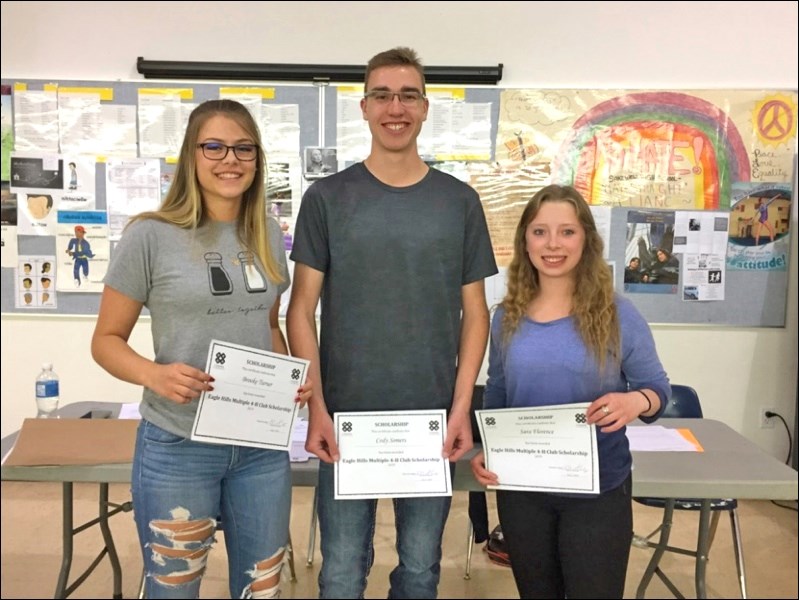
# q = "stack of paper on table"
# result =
<box><xmin>626</xmin><ymin>425</ymin><xmax>703</xmax><ymax>452</ymax></box>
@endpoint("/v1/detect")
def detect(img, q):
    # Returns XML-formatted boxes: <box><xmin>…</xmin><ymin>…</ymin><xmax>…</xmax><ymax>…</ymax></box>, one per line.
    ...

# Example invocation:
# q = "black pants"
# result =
<box><xmin>496</xmin><ymin>475</ymin><xmax>633</xmax><ymax>599</ymax></box>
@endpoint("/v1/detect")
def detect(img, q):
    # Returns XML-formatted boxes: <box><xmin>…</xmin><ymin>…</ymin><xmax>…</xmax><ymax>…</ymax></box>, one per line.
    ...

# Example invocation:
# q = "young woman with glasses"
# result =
<box><xmin>92</xmin><ymin>99</ymin><xmax>310</xmax><ymax>599</ymax></box>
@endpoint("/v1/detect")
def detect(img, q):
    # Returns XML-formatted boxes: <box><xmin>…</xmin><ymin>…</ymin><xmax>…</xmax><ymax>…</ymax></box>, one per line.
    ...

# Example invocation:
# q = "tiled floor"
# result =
<box><xmin>1</xmin><ymin>482</ymin><xmax>796</xmax><ymax>598</ymax></box>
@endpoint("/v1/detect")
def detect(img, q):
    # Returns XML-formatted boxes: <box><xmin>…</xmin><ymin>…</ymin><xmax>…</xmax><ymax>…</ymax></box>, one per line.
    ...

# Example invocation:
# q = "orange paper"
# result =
<box><xmin>677</xmin><ymin>428</ymin><xmax>704</xmax><ymax>452</ymax></box>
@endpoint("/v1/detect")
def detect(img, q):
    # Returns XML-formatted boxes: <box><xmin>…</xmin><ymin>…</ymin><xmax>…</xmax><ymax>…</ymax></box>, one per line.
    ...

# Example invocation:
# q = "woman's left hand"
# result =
<box><xmin>295</xmin><ymin>380</ymin><xmax>313</xmax><ymax>408</ymax></box>
<box><xmin>587</xmin><ymin>391</ymin><xmax>646</xmax><ymax>432</ymax></box>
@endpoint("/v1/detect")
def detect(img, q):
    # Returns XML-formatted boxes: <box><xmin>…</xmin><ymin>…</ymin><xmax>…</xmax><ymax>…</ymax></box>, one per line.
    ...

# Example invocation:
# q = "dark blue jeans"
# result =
<box><xmin>316</xmin><ymin>461</ymin><xmax>453</xmax><ymax>598</ymax></box>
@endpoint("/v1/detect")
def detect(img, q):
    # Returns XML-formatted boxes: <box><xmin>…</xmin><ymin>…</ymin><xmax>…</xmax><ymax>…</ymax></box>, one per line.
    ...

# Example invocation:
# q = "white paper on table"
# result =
<box><xmin>118</xmin><ymin>403</ymin><xmax>142</xmax><ymax>420</ymax></box>
<box><xmin>290</xmin><ymin>418</ymin><xmax>313</xmax><ymax>462</ymax></box>
<box><xmin>334</xmin><ymin>410</ymin><xmax>452</xmax><ymax>499</ymax></box>
<box><xmin>626</xmin><ymin>425</ymin><xmax>700</xmax><ymax>451</ymax></box>
<box><xmin>476</xmin><ymin>403</ymin><xmax>599</xmax><ymax>494</ymax></box>
<box><xmin>191</xmin><ymin>340</ymin><xmax>308</xmax><ymax>451</ymax></box>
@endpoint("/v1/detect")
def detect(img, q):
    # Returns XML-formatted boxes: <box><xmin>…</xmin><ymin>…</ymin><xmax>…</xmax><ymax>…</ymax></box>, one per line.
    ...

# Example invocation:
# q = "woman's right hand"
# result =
<box><xmin>470</xmin><ymin>450</ymin><xmax>499</xmax><ymax>487</ymax></box>
<box><xmin>147</xmin><ymin>362</ymin><xmax>214</xmax><ymax>404</ymax></box>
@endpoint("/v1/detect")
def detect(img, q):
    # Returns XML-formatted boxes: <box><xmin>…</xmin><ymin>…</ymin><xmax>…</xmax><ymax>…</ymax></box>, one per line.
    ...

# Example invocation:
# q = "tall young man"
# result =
<box><xmin>288</xmin><ymin>47</ymin><xmax>497</xmax><ymax>598</ymax></box>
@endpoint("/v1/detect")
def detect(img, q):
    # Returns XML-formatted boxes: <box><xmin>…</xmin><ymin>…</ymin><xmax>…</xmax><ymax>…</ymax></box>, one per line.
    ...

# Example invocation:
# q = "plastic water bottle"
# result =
<box><xmin>35</xmin><ymin>363</ymin><xmax>60</xmax><ymax>418</ymax></box>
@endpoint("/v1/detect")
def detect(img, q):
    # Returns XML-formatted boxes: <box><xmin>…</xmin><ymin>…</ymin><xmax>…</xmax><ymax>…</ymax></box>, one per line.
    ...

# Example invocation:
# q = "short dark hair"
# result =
<box><xmin>364</xmin><ymin>47</ymin><xmax>425</xmax><ymax>94</ymax></box>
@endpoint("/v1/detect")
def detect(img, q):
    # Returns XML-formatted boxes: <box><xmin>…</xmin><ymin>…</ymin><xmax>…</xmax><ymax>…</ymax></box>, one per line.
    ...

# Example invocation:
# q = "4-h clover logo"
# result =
<box><xmin>214</xmin><ymin>352</ymin><xmax>226</xmax><ymax>365</ymax></box>
<box><xmin>291</xmin><ymin>368</ymin><xmax>301</xmax><ymax>381</ymax></box>
<box><xmin>575</xmin><ymin>413</ymin><xmax>586</xmax><ymax>424</ymax></box>
<box><xmin>341</xmin><ymin>421</ymin><xmax>352</xmax><ymax>433</ymax></box>
<box><xmin>429</xmin><ymin>420</ymin><xmax>440</xmax><ymax>431</ymax></box>
<box><xmin>484</xmin><ymin>416</ymin><xmax>496</xmax><ymax>426</ymax></box>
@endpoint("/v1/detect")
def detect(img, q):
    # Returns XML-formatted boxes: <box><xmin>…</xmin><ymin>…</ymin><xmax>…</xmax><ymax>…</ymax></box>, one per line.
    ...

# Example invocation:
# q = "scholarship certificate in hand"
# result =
<box><xmin>191</xmin><ymin>340</ymin><xmax>309</xmax><ymax>451</ymax></box>
<box><xmin>476</xmin><ymin>403</ymin><xmax>599</xmax><ymax>494</ymax></box>
<box><xmin>334</xmin><ymin>410</ymin><xmax>452</xmax><ymax>500</ymax></box>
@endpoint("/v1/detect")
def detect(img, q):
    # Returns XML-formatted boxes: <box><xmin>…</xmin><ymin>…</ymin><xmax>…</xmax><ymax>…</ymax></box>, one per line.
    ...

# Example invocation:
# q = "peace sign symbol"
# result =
<box><xmin>757</xmin><ymin>100</ymin><xmax>794</xmax><ymax>143</ymax></box>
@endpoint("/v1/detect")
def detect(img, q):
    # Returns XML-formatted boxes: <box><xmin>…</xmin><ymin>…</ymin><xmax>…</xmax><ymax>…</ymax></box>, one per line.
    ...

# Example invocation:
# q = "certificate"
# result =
<box><xmin>476</xmin><ymin>403</ymin><xmax>599</xmax><ymax>494</ymax></box>
<box><xmin>334</xmin><ymin>410</ymin><xmax>452</xmax><ymax>500</ymax></box>
<box><xmin>191</xmin><ymin>340</ymin><xmax>309</xmax><ymax>451</ymax></box>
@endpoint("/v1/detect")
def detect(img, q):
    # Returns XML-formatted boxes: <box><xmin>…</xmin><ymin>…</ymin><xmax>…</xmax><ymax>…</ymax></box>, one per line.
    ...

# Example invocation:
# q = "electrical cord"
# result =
<box><xmin>764</xmin><ymin>410</ymin><xmax>797</xmax><ymax>512</ymax></box>
<box><xmin>764</xmin><ymin>411</ymin><xmax>792</xmax><ymax>465</ymax></box>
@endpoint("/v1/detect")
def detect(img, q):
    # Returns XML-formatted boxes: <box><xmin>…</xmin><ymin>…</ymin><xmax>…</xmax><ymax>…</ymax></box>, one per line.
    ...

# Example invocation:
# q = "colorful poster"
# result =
<box><xmin>726</xmin><ymin>182</ymin><xmax>791</xmax><ymax>271</ymax></box>
<box><xmin>496</xmin><ymin>90</ymin><xmax>797</xmax><ymax>209</ymax></box>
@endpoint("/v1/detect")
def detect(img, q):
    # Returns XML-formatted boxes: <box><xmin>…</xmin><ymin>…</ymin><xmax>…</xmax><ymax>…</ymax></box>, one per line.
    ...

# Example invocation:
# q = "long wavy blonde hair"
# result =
<box><xmin>130</xmin><ymin>99</ymin><xmax>283</xmax><ymax>283</ymax></box>
<box><xmin>501</xmin><ymin>184</ymin><xmax>619</xmax><ymax>370</ymax></box>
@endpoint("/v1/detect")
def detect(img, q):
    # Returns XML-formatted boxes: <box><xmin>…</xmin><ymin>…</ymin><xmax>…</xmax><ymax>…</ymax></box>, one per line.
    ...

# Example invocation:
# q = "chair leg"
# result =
<box><xmin>307</xmin><ymin>487</ymin><xmax>318</xmax><ymax>567</ymax></box>
<box><xmin>729</xmin><ymin>509</ymin><xmax>747</xmax><ymax>599</ymax></box>
<box><xmin>286</xmin><ymin>534</ymin><xmax>297</xmax><ymax>582</ymax></box>
<box><xmin>706</xmin><ymin>510</ymin><xmax>721</xmax><ymax>550</ymax></box>
<box><xmin>464</xmin><ymin>520</ymin><xmax>474</xmax><ymax>580</ymax></box>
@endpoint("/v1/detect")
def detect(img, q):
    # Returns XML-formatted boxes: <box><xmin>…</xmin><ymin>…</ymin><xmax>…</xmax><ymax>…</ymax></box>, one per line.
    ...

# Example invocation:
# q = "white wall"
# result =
<box><xmin>2</xmin><ymin>1</ymin><xmax>797</xmax><ymax>461</ymax></box>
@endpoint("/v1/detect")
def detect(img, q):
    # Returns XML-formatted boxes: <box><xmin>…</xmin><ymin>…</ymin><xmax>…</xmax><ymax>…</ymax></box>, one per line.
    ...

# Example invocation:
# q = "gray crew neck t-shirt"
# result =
<box><xmin>291</xmin><ymin>162</ymin><xmax>497</xmax><ymax>414</ymax></box>
<box><xmin>104</xmin><ymin>217</ymin><xmax>289</xmax><ymax>437</ymax></box>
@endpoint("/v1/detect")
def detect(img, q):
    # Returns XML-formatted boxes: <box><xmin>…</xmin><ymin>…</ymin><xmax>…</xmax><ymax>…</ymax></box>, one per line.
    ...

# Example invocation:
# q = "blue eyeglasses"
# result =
<box><xmin>197</xmin><ymin>142</ymin><xmax>258</xmax><ymax>161</ymax></box>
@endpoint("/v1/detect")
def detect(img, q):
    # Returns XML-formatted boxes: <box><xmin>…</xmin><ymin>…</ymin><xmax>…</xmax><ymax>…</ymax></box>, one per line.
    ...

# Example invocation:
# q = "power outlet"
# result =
<box><xmin>760</xmin><ymin>408</ymin><xmax>776</xmax><ymax>429</ymax></box>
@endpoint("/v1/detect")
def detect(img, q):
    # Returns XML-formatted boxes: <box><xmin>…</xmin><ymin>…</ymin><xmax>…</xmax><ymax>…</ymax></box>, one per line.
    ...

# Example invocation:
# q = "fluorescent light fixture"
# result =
<box><xmin>136</xmin><ymin>57</ymin><xmax>503</xmax><ymax>85</ymax></box>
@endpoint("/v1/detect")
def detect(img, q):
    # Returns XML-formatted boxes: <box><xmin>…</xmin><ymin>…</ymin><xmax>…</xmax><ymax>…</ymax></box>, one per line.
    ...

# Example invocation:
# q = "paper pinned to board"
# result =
<box><xmin>3</xmin><ymin>418</ymin><xmax>137</xmax><ymax>466</ymax></box>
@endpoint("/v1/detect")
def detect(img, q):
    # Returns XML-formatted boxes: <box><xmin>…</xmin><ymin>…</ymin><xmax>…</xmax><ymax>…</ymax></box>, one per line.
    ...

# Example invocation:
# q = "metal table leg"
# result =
<box><xmin>98</xmin><ymin>483</ymin><xmax>124</xmax><ymax>599</ymax></box>
<box><xmin>52</xmin><ymin>482</ymin><xmax>132</xmax><ymax>598</ymax></box>
<box><xmin>306</xmin><ymin>487</ymin><xmax>318</xmax><ymax>567</ymax></box>
<box><xmin>694</xmin><ymin>499</ymin><xmax>712</xmax><ymax>600</ymax></box>
<box><xmin>54</xmin><ymin>482</ymin><xmax>74</xmax><ymax>599</ymax></box>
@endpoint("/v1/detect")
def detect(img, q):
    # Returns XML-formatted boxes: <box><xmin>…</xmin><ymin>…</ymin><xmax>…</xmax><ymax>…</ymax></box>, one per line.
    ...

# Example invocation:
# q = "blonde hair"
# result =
<box><xmin>130</xmin><ymin>99</ymin><xmax>283</xmax><ymax>283</ymax></box>
<box><xmin>501</xmin><ymin>184</ymin><xmax>619</xmax><ymax>370</ymax></box>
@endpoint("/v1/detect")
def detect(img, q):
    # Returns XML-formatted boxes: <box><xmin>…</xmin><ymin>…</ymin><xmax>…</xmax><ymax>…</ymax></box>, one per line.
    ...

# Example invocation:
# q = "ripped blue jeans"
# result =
<box><xmin>132</xmin><ymin>420</ymin><xmax>291</xmax><ymax>599</ymax></box>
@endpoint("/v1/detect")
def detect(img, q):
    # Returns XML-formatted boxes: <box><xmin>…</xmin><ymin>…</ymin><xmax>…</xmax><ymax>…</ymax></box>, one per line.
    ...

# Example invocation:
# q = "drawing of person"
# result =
<box><xmin>68</xmin><ymin>162</ymin><xmax>78</xmax><ymax>190</ymax></box>
<box><xmin>66</xmin><ymin>225</ymin><xmax>95</xmax><ymax>287</ymax></box>
<box><xmin>26</xmin><ymin>194</ymin><xmax>53</xmax><ymax>220</ymax></box>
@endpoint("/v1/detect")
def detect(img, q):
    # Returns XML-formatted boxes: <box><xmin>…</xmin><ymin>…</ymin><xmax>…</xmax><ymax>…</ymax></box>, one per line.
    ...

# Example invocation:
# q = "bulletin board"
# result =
<box><xmin>1</xmin><ymin>80</ymin><xmax>795</xmax><ymax>326</ymax></box>
<box><xmin>1</xmin><ymin>78</ymin><xmax>320</xmax><ymax>316</ymax></box>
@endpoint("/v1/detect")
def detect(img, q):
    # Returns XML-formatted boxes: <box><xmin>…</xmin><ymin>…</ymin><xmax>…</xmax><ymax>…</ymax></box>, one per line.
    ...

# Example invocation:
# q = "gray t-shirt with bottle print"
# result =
<box><xmin>104</xmin><ymin>217</ymin><xmax>289</xmax><ymax>437</ymax></box>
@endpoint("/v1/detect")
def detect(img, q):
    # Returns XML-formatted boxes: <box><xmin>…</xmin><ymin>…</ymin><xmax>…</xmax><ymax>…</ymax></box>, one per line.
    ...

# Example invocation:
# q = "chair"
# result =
<box><xmin>632</xmin><ymin>384</ymin><xmax>747</xmax><ymax>599</ymax></box>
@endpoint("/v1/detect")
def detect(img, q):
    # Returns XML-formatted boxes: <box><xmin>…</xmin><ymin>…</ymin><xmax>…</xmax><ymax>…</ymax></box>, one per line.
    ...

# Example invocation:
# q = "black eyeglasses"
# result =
<box><xmin>197</xmin><ymin>142</ymin><xmax>259</xmax><ymax>161</ymax></box>
<box><xmin>363</xmin><ymin>90</ymin><xmax>426</xmax><ymax>106</ymax></box>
